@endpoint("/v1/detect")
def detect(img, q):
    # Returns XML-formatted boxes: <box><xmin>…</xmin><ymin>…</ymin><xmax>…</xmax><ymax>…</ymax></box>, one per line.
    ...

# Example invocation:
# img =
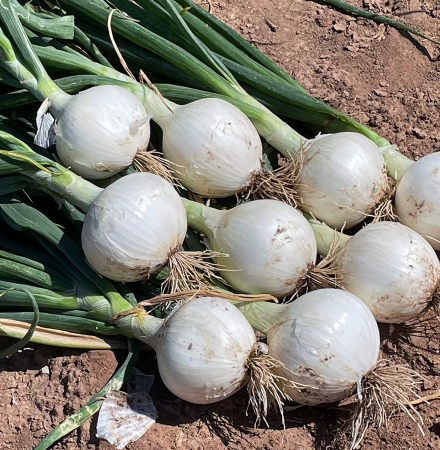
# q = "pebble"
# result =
<box><xmin>344</xmin><ymin>44</ymin><xmax>359</xmax><ymax>52</ymax></box>
<box><xmin>333</xmin><ymin>22</ymin><xmax>346</xmax><ymax>32</ymax></box>
<box><xmin>413</xmin><ymin>127</ymin><xmax>427</xmax><ymax>139</ymax></box>
<box><xmin>423</xmin><ymin>380</ymin><xmax>434</xmax><ymax>390</ymax></box>
<box><xmin>395</xmin><ymin>132</ymin><xmax>406</xmax><ymax>143</ymax></box>
<box><xmin>373</xmin><ymin>89</ymin><xmax>388</xmax><ymax>97</ymax></box>
<box><xmin>38</xmin><ymin>366</ymin><xmax>50</xmax><ymax>376</ymax></box>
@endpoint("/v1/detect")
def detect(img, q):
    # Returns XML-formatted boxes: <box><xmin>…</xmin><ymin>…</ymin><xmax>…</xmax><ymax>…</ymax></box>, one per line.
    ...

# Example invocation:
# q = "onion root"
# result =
<box><xmin>163</xmin><ymin>249</ymin><xmax>228</xmax><ymax>293</ymax></box>
<box><xmin>342</xmin><ymin>360</ymin><xmax>425</xmax><ymax>450</ymax></box>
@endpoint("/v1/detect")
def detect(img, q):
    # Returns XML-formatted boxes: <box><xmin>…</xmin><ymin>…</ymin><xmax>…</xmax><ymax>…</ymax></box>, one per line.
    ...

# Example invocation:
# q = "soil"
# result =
<box><xmin>2</xmin><ymin>0</ymin><xmax>440</xmax><ymax>449</ymax></box>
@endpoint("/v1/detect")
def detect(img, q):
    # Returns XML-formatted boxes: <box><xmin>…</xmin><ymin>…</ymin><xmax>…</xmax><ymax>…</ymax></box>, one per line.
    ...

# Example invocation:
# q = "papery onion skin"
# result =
<box><xmin>211</xmin><ymin>200</ymin><xmax>317</xmax><ymax>297</ymax></box>
<box><xmin>160</xmin><ymin>98</ymin><xmax>262</xmax><ymax>197</ymax></box>
<box><xmin>297</xmin><ymin>132</ymin><xmax>387</xmax><ymax>229</ymax></box>
<box><xmin>337</xmin><ymin>221</ymin><xmax>440</xmax><ymax>323</ymax></box>
<box><xmin>82</xmin><ymin>172</ymin><xmax>186</xmax><ymax>282</ymax></box>
<box><xmin>395</xmin><ymin>152</ymin><xmax>440</xmax><ymax>250</ymax></box>
<box><xmin>268</xmin><ymin>289</ymin><xmax>380</xmax><ymax>405</ymax></box>
<box><xmin>55</xmin><ymin>85</ymin><xmax>151</xmax><ymax>179</ymax></box>
<box><xmin>133</xmin><ymin>297</ymin><xmax>256</xmax><ymax>404</ymax></box>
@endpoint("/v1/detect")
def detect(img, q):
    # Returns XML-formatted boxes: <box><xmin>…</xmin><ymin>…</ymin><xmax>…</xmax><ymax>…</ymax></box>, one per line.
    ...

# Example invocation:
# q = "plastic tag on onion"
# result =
<box><xmin>96</xmin><ymin>368</ymin><xmax>158</xmax><ymax>449</ymax></box>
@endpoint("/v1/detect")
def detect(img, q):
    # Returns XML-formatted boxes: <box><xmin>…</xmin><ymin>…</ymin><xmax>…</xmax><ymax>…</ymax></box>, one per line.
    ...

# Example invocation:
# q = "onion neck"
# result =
<box><xmin>380</xmin><ymin>144</ymin><xmax>415</xmax><ymax>181</ymax></box>
<box><xmin>231</xmin><ymin>301</ymin><xmax>287</xmax><ymax>333</ymax></box>
<box><xmin>181</xmin><ymin>198</ymin><xmax>224</xmax><ymax>242</ymax></box>
<box><xmin>130</xmin><ymin>310</ymin><xmax>163</xmax><ymax>348</ymax></box>
<box><xmin>32</xmin><ymin>40</ymin><xmax>177</xmax><ymax>126</ymax></box>
<box><xmin>27</xmin><ymin>169</ymin><xmax>102</xmax><ymax>213</ymax></box>
<box><xmin>134</xmin><ymin>85</ymin><xmax>177</xmax><ymax>126</ymax></box>
<box><xmin>302</xmin><ymin>212</ymin><xmax>351</xmax><ymax>257</ymax></box>
<box><xmin>242</xmin><ymin>94</ymin><xmax>303</xmax><ymax>157</ymax></box>
<box><xmin>0</xmin><ymin>24</ymin><xmax>71</xmax><ymax>116</ymax></box>
<box><xmin>0</xmin><ymin>131</ymin><xmax>103</xmax><ymax>212</ymax></box>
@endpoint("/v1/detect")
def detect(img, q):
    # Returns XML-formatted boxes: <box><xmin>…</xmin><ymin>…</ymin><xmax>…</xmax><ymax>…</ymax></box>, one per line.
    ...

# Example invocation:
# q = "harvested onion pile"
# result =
<box><xmin>0</xmin><ymin>0</ymin><xmax>437</xmax><ymax>449</ymax></box>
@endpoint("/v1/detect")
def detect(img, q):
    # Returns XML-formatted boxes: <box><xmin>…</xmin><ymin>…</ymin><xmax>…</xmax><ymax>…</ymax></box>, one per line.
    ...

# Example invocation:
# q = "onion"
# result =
<box><xmin>132</xmin><ymin>296</ymin><xmax>256</xmax><ymax>403</ymax></box>
<box><xmin>160</xmin><ymin>98</ymin><xmax>261</xmax><ymax>197</ymax></box>
<box><xmin>336</xmin><ymin>221</ymin><xmax>440</xmax><ymax>323</ymax></box>
<box><xmin>183</xmin><ymin>198</ymin><xmax>319</xmax><ymax>297</ymax></box>
<box><xmin>0</xmin><ymin>20</ymin><xmax>154</xmax><ymax>181</ymax></box>
<box><xmin>81</xmin><ymin>172</ymin><xmax>186</xmax><ymax>283</ymax></box>
<box><xmin>54</xmin><ymin>85</ymin><xmax>151</xmax><ymax>179</ymax></box>
<box><xmin>297</xmin><ymin>132</ymin><xmax>388</xmax><ymax>229</ymax></box>
<box><xmin>267</xmin><ymin>289</ymin><xmax>380</xmax><ymax>405</ymax></box>
<box><xmin>395</xmin><ymin>152</ymin><xmax>440</xmax><ymax>250</ymax></box>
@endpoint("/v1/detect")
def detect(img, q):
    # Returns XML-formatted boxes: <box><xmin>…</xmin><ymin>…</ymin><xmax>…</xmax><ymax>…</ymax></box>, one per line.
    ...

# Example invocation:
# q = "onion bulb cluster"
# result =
<box><xmin>130</xmin><ymin>296</ymin><xmax>293</xmax><ymax>421</ymax></box>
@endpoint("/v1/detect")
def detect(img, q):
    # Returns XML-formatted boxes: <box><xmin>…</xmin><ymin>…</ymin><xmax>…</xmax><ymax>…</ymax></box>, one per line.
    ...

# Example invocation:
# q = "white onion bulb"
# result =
<box><xmin>160</xmin><ymin>98</ymin><xmax>262</xmax><ymax>197</ymax></box>
<box><xmin>297</xmin><ymin>132</ymin><xmax>387</xmax><ymax>229</ymax></box>
<box><xmin>267</xmin><ymin>289</ymin><xmax>380</xmax><ymax>405</ymax></box>
<box><xmin>186</xmin><ymin>199</ymin><xmax>317</xmax><ymax>297</ymax></box>
<box><xmin>81</xmin><ymin>172</ymin><xmax>186</xmax><ymax>282</ymax></box>
<box><xmin>55</xmin><ymin>85</ymin><xmax>151</xmax><ymax>179</ymax></box>
<box><xmin>132</xmin><ymin>296</ymin><xmax>256</xmax><ymax>404</ymax></box>
<box><xmin>337</xmin><ymin>221</ymin><xmax>440</xmax><ymax>323</ymax></box>
<box><xmin>395</xmin><ymin>152</ymin><xmax>440</xmax><ymax>250</ymax></box>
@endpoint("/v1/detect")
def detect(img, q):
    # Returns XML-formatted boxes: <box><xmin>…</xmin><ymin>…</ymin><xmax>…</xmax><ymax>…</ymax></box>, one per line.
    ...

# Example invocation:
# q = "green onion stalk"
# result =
<box><xmin>0</xmin><ymin>244</ymin><xmax>111</xmax><ymax>322</ymax></box>
<box><xmin>55</xmin><ymin>0</ymin><xmax>414</xmax><ymax>182</ymax></box>
<box><xmin>0</xmin><ymin>316</ymin><xmax>129</xmax><ymax>350</ymax></box>
<box><xmin>0</xmin><ymin>132</ymin><xmax>101</xmax><ymax>211</ymax></box>
<box><xmin>22</xmin><ymin>0</ymin><xmax>415</xmax><ymax>229</ymax></box>
<box><xmin>0</xmin><ymin>32</ymin><xmax>401</xmax><ymax>227</ymax></box>
<box><xmin>0</xmin><ymin>193</ymin><xmax>139</xmax><ymax>336</ymax></box>
<box><xmin>0</xmin><ymin>243</ymin><xmax>130</xmax><ymax>349</ymax></box>
<box><xmin>8</xmin><ymin>0</ymin><xmax>113</xmax><ymax>67</ymax></box>
<box><xmin>0</xmin><ymin>311</ymin><xmax>122</xmax><ymax>336</ymax></box>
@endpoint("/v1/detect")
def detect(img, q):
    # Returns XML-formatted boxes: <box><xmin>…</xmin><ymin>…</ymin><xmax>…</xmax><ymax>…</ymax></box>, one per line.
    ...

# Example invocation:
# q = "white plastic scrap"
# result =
<box><xmin>96</xmin><ymin>369</ymin><xmax>158</xmax><ymax>449</ymax></box>
<box><xmin>34</xmin><ymin>98</ymin><xmax>56</xmax><ymax>149</ymax></box>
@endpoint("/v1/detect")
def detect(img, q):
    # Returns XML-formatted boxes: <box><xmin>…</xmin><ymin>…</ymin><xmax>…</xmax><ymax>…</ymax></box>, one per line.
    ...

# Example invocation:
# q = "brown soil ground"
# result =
<box><xmin>1</xmin><ymin>0</ymin><xmax>440</xmax><ymax>449</ymax></box>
